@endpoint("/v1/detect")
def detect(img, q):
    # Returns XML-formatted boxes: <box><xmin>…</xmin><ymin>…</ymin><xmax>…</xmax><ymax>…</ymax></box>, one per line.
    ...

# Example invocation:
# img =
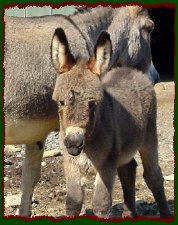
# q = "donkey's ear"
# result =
<box><xmin>88</xmin><ymin>31</ymin><xmax>112</xmax><ymax>76</ymax></box>
<box><xmin>51</xmin><ymin>28</ymin><xmax>75</xmax><ymax>74</ymax></box>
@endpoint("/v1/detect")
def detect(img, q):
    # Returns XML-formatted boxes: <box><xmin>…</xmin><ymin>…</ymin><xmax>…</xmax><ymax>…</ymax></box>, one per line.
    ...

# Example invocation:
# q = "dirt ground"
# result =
<box><xmin>4</xmin><ymin>81</ymin><xmax>175</xmax><ymax>219</ymax></box>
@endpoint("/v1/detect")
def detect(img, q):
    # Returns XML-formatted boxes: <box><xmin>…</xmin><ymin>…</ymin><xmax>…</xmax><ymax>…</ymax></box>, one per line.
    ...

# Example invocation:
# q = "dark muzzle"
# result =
<box><xmin>64</xmin><ymin>133</ymin><xmax>85</xmax><ymax>156</ymax></box>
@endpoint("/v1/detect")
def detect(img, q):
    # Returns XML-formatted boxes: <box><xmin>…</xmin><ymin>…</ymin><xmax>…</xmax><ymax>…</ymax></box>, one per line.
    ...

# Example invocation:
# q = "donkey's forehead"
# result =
<box><xmin>58</xmin><ymin>74</ymin><xmax>86</xmax><ymax>94</ymax></box>
<box><xmin>58</xmin><ymin>59</ymin><xmax>100</xmax><ymax>84</ymax></box>
<box><xmin>59</xmin><ymin>66</ymin><xmax>93</xmax><ymax>85</ymax></box>
<box><xmin>65</xmin><ymin>60</ymin><xmax>92</xmax><ymax>77</ymax></box>
<box><xmin>56</xmin><ymin>66</ymin><xmax>102</xmax><ymax>99</ymax></box>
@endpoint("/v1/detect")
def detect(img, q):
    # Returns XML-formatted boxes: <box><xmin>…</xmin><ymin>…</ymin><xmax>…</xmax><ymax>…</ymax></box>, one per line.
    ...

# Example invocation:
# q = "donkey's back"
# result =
<box><xmin>102</xmin><ymin>67</ymin><xmax>156</xmax><ymax>166</ymax></box>
<box><xmin>4</xmin><ymin>15</ymin><xmax>89</xmax><ymax>144</ymax></box>
<box><xmin>4</xmin><ymin>15</ymin><xmax>89</xmax><ymax>120</ymax></box>
<box><xmin>103</xmin><ymin>66</ymin><xmax>155</xmax><ymax>126</ymax></box>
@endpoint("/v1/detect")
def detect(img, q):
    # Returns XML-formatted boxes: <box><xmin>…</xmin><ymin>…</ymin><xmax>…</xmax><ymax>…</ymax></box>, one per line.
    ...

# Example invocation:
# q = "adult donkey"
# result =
<box><xmin>51</xmin><ymin>28</ymin><xmax>171</xmax><ymax>218</ymax></box>
<box><xmin>71</xmin><ymin>6</ymin><xmax>159</xmax><ymax>83</ymax></box>
<box><xmin>4</xmin><ymin>6</ymin><xmax>158</xmax><ymax>217</ymax></box>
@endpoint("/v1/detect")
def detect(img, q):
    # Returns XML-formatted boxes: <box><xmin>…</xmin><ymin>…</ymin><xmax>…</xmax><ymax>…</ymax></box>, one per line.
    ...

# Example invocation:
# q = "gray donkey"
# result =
<box><xmin>71</xmin><ymin>6</ymin><xmax>159</xmax><ymax>83</ymax></box>
<box><xmin>4</xmin><ymin>6</ymin><xmax>159</xmax><ymax>217</ymax></box>
<box><xmin>51</xmin><ymin>28</ymin><xmax>171</xmax><ymax>218</ymax></box>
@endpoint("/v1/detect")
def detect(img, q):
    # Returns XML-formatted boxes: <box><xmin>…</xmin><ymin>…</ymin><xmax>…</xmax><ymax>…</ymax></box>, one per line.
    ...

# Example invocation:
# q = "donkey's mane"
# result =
<box><xmin>128</xmin><ymin>6</ymin><xmax>149</xmax><ymax>18</ymax></box>
<box><xmin>73</xmin><ymin>6</ymin><xmax>91</xmax><ymax>15</ymax></box>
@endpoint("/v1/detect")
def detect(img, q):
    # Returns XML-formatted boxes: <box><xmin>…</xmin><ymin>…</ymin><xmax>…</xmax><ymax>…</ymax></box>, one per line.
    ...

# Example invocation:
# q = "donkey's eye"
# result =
<box><xmin>89</xmin><ymin>100</ymin><xmax>96</xmax><ymax>112</ymax></box>
<box><xmin>142</xmin><ymin>19</ymin><xmax>154</xmax><ymax>33</ymax></box>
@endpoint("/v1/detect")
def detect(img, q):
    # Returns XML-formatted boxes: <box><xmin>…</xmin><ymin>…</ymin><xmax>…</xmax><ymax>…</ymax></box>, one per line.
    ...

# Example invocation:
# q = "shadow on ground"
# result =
<box><xmin>84</xmin><ymin>200</ymin><xmax>174</xmax><ymax>218</ymax></box>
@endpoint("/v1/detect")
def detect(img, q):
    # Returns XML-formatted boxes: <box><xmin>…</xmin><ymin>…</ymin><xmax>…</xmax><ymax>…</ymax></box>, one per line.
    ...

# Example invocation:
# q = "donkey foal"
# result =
<box><xmin>51</xmin><ymin>29</ymin><xmax>171</xmax><ymax>218</ymax></box>
<box><xmin>4</xmin><ymin>6</ymin><xmax>160</xmax><ymax>217</ymax></box>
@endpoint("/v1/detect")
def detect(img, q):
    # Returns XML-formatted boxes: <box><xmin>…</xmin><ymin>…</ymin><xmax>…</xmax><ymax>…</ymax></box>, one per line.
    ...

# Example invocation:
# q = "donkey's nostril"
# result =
<box><xmin>64</xmin><ymin>134</ymin><xmax>84</xmax><ymax>149</ymax></box>
<box><xmin>78</xmin><ymin>139</ymin><xmax>85</xmax><ymax>149</ymax></box>
<box><xmin>64</xmin><ymin>138</ymin><xmax>71</xmax><ymax>148</ymax></box>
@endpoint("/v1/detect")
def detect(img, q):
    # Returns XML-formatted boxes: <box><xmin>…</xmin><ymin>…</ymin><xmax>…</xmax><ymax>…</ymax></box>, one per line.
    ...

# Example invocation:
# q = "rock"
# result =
<box><xmin>4</xmin><ymin>145</ymin><xmax>21</xmax><ymax>153</ymax></box>
<box><xmin>44</xmin><ymin>131</ymin><xmax>60</xmax><ymax>151</ymax></box>
<box><xmin>164</xmin><ymin>174</ymin><xmax>174</xmax><ymax>181</ymax></box>
<box><xmin>32</xmin><ymin>199</ymin><xmax>39</xmax><ymax>205</ymax></box>
<box><xmin>41</xmin><ymin>162</ymin><xmax>46</xmax><ymax>167</ymax></box>
<box><xmin>43</xmin><ymin>149</ymin><xmax>62</xmax><ymax>158</ymax></box>
<box><xmin>4</xmin><ymin>165</ymin><xmax>10</xmax><ymax>169</ymax></box>
<box><xmin>5</xmin><ymin>194</ymin><xmax>21</xmax><ymax>207</ymax></box>
<box><xmin>16</xmin><ymin>152</ymin><xmax>22</xmax><ymax>158</ymax></box>
<box><xmin>4</xmin><ymin>177</ymin><xmax>8</xmax><ymax>182</ymax></box>
<box><xmin>4</xmin><ymin>160</ymin><xmax>13</xmax><ymax>165</ymax></box>
<box><xmin>48</xmin><ymin>208</ymin><xmax>55</xmax><ymax>213</ymax></box>
<box><xmin>17</xmin><ymin>162</ymin><xmax>22</xmax><ymax>167</ymax></box>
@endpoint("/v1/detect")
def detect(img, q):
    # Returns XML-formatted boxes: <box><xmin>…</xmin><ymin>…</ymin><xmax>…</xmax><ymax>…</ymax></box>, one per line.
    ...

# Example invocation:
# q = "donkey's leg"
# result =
<box><xmin>93</xmin><ymin>164</ymin><xmax>116</xmax><ymax>218</ymax></box>
<box><xmin>64</xmin><ymin>153</ymin><xmax>84</xmax><ymax>217</ymax></box>
<box><xmin>117</xmin><ymin>158</ymin><xmax>137</xmax><ymax>218</ymax></box>
<box><xmin>18</xmin><ymin>140</ymin><xmax>45</xmax><ymax>217</ymax></box>
<box><xmin>139</xmin><ymin>133</ymin><xmax>171</xmax><ymax>218</ymax></box>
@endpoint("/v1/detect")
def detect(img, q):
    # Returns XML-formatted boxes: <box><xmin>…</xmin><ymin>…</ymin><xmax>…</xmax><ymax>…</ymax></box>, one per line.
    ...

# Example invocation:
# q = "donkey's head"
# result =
<box><xmin>51</xmin><ymin>28</ymin><xmax>112</xmax><ymax>156</ymax></box>
<box><xmin>125</xmin><ymin>6</ymin><xmax>156</xmax><ymax>76</ymax></box>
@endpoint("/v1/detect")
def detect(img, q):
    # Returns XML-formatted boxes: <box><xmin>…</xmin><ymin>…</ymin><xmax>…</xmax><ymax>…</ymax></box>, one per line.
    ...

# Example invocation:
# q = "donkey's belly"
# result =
<box><xmin>5</xmin><ymin>117</ymin><xmax>59</xmax><ymax>145</ymax></box>
<box><xmin>117</xmin><ymin>149</ymin><xmax>138</xmax><ymax>167</ymax></box>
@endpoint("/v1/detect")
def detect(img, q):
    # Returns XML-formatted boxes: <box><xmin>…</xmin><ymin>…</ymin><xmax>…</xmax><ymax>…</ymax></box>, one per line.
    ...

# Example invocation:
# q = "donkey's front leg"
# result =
<box><xmin>64</xmin><ymin>153</ymin><xmax>84</xmax><ymax>217</ymax></box>
<box><xmin>18</xmin><ymin>140</ymin><xmax>45</xmax><ymax>217</ymax></box>
<box><xmin>93</xmin><ymin>164</ymin><xmax>116</xmax><ymax>218</ymax></box>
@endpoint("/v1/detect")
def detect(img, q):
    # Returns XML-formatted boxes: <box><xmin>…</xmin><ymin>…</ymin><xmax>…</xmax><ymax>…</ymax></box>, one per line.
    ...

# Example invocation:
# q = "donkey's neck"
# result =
<box><xmin>71</xmin><ymin>7</ymin><xmax>114</xmax><ymax>57</ymax></box>
<box><xmin>108</xmin><ymin>7</ymin><xmax>131</xmax><ymax>69</ymax></box>
<box><xmin>88</xmin><ymin>91</ymin><xmax>114</xmax><ymax>141</ymax></box>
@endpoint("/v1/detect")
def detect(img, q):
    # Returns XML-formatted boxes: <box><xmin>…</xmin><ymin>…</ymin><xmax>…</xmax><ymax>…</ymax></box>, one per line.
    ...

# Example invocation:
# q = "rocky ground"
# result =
<box><xmin>4</xmin><ymin>81</ymin><xmax>175</xmax><ymax>219</ymax></box>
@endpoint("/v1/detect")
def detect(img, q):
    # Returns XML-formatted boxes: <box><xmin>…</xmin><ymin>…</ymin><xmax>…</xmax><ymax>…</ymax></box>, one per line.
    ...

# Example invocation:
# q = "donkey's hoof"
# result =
<box><xmin>94</xmin><ymin>211</ymin><xmax>110</xmax><ymax>219</ymax></box>
<box><xmin>16</xmin><ymin>208</ymin><xmax>31</xmax><ymax>218</ymax></box>
<box><xmin>15</xmin><ymin>208</ymin><xmax>19</xmax><ymax>216</ymax></box>
<box><xmin>66</xmin><ymin>210</ymin><xmax>80</xmax><ymax>217</ymax></box>
<box><xmin>160</xmin><ymin>212</ymin><xmax>174</xmax><ymax>219</ymax></box>
<box><xmin>79</xmin><ymin>204</ymin><xmax>86</xmax><ymax>216</ymax></box>
<box><xmin>122</xmin><ymin>210</ymin><xmax>138</xmax><ymax>218</ymax></box>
